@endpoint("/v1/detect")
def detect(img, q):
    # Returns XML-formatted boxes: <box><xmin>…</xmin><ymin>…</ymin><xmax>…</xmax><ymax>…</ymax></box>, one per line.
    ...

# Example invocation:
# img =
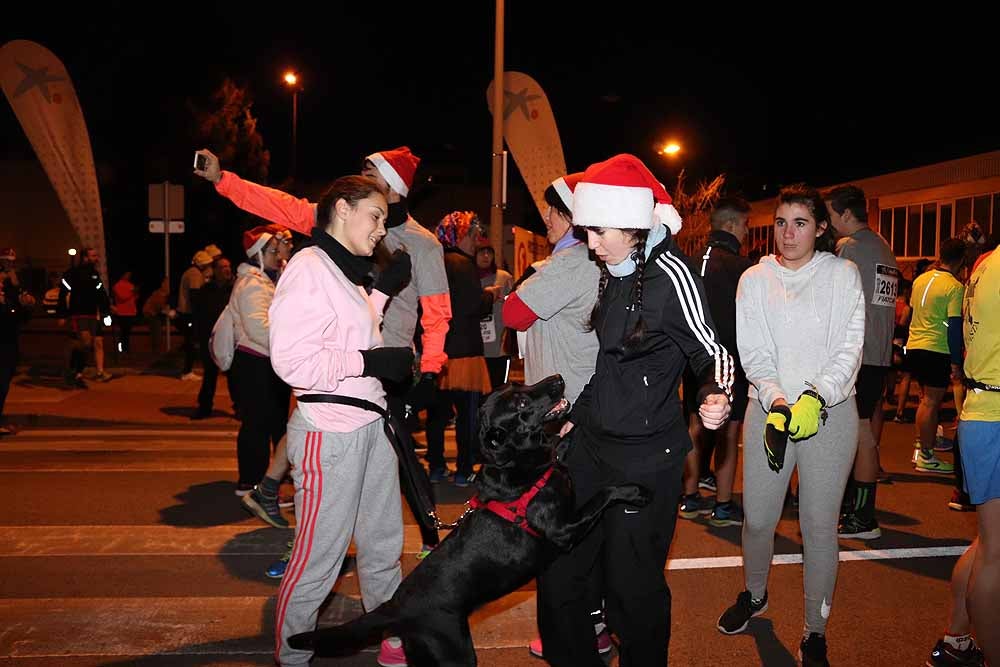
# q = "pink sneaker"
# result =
<box><xmin>377</xmin><ymin>638</ymin><xmax>407</xmax><ymax>667</ymax></box>
<box><xmin>528</xmin><ymin>629</ymin><xmax>612</xmax><ymax>658</ymax></box>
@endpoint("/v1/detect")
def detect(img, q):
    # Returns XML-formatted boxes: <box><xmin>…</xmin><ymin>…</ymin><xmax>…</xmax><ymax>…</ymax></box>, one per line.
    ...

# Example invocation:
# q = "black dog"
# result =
<box><xmin>289</xmin><ymin>374</ymin><xmax>650</xmax><ymax>666</ymax></box>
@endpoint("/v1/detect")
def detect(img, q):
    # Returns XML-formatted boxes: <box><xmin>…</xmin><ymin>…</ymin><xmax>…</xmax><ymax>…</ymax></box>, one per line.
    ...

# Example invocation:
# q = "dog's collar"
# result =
<box><xmin>468</xmin><ymin>468</ymin><xmax>553</xmax><ymax>538</ymax></box>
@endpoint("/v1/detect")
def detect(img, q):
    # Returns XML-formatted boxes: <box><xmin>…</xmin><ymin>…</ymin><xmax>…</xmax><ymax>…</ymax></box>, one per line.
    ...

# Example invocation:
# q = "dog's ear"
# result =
<box><xmin>481</xmin><ymin>426</ymin><xmax>508</xmax><ymax>448</ymax></box>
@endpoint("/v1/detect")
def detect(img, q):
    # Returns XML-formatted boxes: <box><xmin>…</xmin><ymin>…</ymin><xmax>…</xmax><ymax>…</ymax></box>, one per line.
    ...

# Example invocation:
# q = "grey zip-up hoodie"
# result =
<box><xmin>736</xmin><ymin>251</ymin><xmax>865</xmax><ymax>411</ymax></box>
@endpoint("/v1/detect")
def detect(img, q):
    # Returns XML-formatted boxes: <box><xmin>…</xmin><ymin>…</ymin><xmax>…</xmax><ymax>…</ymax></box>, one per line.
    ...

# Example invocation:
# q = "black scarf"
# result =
<box><xmin>386</xmin><ymin>200</ymin><xmax>409</xmax><ymax>229</ymax></box>
<box><xmin>306</xmin><ymin>227</ymin><xmax>374</xmax><ymax>289</ymax></box>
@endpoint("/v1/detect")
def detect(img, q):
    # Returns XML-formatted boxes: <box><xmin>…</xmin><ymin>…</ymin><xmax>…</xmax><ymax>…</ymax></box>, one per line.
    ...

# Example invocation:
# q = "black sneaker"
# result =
<box><xmin>926</xmin><ymin>638</ymin><xmax>985</xmax><ymax>666</ymax></box>
<box><xmin>242</xmin><ymin>487</ymin><xmax>289</xmax><ymax>528</ymax></box>
<box><xmin>698</xmin><ymin>473</ymin><xmax>718</xmax><ymax>492</ymax></box>
<box><xmin>679</xmin><ymin>493</ymin><xmax>713</xmax><ymax>519</ymax></box>
<box><xmin>838</xmin><ymin>513</ymin><xmax>882</xmax><ymax>539</ymax></box>
<box><xmin>799</xmin><ymin>633</ymin><xmax>829</xmax><ymax>666</ymax></box>
<box><xmin>717</xmin><ymin>590</ymin><xmax>768</xmax><ymax>634</ymax></box>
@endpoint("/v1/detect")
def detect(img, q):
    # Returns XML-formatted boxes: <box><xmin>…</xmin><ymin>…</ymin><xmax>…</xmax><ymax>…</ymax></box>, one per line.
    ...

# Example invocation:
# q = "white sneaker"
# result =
<box><xmin>181</xmin><ymin>372</ymin><xmax>201</xmax><ymax>381</ymax></box>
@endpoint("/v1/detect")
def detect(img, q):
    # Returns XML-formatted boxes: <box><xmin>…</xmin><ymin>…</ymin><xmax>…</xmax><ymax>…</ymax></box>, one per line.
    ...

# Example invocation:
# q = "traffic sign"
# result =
<box><xmin>148</xmin><ymin>220</ymin><xmax>185</xmax><ymax>234</ymax></box>
<box><xmin>148</xmin><ymin>183</ymin><xmax>184</xmax><ymax>220</ymax></box>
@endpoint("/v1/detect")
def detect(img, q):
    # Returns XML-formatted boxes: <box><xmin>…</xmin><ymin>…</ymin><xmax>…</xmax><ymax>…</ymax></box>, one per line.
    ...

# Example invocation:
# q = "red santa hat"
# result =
<box><xmin>243</xmin><ymin>225</ymin><xmax>277</xmax><ymax>258</ymax></box>
<box><xmin>572</xmin><ymin>154</ymin><xmax>683</xmax><ymax>233</ymax></box>
<box><xmin>365</xmin><ymin>146</ymin><xmax>420</xmax><ymax>197</ymax></box>
<box><xmin>551</xmin><ymin>172</ymin><xmax>584</xmax><ymax>211</ymax></box>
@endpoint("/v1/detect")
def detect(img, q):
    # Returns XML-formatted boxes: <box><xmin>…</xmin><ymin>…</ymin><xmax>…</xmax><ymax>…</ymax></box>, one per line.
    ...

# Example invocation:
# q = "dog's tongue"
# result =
<box><xmin>546</xmin><ymin>398</ymin><xmax>569</xmax><ymax>417</ymax></box>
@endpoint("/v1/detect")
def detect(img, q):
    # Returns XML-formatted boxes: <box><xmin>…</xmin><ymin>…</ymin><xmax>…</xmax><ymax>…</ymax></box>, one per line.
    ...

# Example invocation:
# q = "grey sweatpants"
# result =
<box><xmin>274</xmin><ymin>409</ymin><xmax>404</xmax><ymax>665</ymax></box>
<box><xmin>741</xmin><ymin>399</ymin><xmax>858</xmax><ymax>634</ymax></box>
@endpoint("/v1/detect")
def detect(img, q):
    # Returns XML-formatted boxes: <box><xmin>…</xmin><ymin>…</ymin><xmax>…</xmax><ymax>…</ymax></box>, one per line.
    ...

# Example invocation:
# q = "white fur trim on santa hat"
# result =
<box><xmin>366</xmin><ymin>152</ymin><xmax>408</xmax><ymax>197</ymax></box>
<box><xmin>245</xmin><ymin>232</ymin><xmax>274</xmax><ymax>258</ymax></box>
<box><xmin>572</xmin><ymin>182</ymin><xmax>656</xmax><ymax>229</ymax></box>
<box><xmin>654</xmin><ymin>202</ymin><xmax>683</xmax><ymax>234</ymax></box>
<box><xmin>552</xmin><ymin>177</ymin><xmax>574</xmax><ymax>210</ymax></box>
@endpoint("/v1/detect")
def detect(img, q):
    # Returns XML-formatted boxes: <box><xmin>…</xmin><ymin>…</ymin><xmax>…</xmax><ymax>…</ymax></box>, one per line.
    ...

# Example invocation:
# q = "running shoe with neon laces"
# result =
<box><xmin>377</xmin><ymin>637</ymin><xmax>408</xmax><ymax>667</ymax></box>
<box><xmin>837</xmin><ymin>513</ymin><xmax>881</xmax><ymax>539</ymax></box>
<box><xmin>528</xmin><ymin>625</ymin><xmax>612</xmax><ymax>658</ymax></box>
<box><xmin>799</xmin><ymin>632</ymin><xmax>830</xmax><ymax>667</ymax></box>
<box><xmin>678</xmin><ymin>493</ymin><xmax>713</xmax><ymax>519</ymax></box>
<box><xmin>718</xmin><ymin>590</ymin><xmax>768</xmax><ymax>634</ymax></box>
<box><xmin>915</xmin><ymin>450</ymin><xmax>954</xmax><ymax>474</ymax></box>
<box><xmin>265</xmin><ymin>540</ymin><xmax>294</xmax><ymax>579</ymax></box>
<box><xmin>709</xmin><ymin>502</ymin><xmax>744</xmax><ymax>527</ymax></box>
<box><xmin>241</xmin><ymin>486</ymin><xmax>289</xmax><ymax>528</ymax></box>
<box><xmin>926</xmin><ymin>638</ymin><xmax>985</xmax><ymax>666</ymax></box>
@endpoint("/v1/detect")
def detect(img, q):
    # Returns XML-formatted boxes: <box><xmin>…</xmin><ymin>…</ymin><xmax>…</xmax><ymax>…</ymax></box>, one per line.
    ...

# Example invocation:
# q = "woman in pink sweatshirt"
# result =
<box><xmin>267</xmin><ymin>175</ymin><xmax>414</xmax><ymax>667</ymax></box>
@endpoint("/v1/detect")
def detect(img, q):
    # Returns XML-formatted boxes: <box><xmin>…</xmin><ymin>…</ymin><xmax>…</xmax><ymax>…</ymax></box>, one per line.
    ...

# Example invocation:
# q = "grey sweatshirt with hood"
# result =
<box><xmin>736</xmin><ymin>251</ymin><xmax>865</xmax><ymax>411</ymax></box>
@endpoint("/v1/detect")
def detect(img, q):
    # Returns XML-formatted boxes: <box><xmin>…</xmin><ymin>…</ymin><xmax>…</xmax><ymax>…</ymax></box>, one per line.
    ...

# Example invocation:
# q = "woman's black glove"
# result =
<box><xmin>406</xmin><ymin>372</ymin><xmax>438</xmax><ymax>411</ymax></box>
<box><xmin>360</xmin><ymin>347</ymin><xmax>414</xmax><ymax>383</ymax></box>
<box><xmin>763</xmin><ymin>404</ymin><xmax>792</xmax><ymax>474</ymax></box>
<box><xmin>373</xmin><ymin>249</ymin><xmax>412</xmax><ymax>297</ymax></box>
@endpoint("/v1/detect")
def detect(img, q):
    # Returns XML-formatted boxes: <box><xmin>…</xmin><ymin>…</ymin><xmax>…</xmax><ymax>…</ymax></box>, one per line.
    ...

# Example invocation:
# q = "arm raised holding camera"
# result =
<box><xmin>193</xmin><ymin>149</ymin><xmax>315</xmax><ymax>235</ymax></box>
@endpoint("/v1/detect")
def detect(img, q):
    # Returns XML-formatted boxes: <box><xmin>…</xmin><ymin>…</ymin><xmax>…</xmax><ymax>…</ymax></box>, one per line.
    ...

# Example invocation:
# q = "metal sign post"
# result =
<box><xmin>148</xmin><ymin>182</ymin><xmax>184</xmax><ymax>352</ymax></box>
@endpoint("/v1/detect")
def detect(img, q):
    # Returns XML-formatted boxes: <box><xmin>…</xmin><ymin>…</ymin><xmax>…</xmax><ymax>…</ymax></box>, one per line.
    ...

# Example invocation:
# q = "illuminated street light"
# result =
<box><xmin>68</xmin><ymin>248</ymin><xmax>77</xmax><ymax>256</ymax></box>
<box><xmin>283</xmin><ymin>71</ymin><xmax>300</xmax><ymax>180</ymax></box>
<box><xmin>659</xmin><ymin>142</ymin><xmax>682</xmax><ymax>157</ymax></box>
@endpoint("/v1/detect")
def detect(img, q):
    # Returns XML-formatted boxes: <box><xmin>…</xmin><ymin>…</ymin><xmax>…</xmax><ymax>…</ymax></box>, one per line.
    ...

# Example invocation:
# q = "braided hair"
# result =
<box><xmin>587</xmin><ymin>229</ymin><xmax>649</xmax><ymax>351</ymax></box>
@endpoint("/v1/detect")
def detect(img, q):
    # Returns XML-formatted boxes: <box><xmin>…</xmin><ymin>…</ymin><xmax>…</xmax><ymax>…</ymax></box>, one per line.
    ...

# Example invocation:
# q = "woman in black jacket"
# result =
<box><xmin>537</xmin><ymin>155</ymin><xmax>733</xmax><ymax>667</ymax></box>
<box><xmin>425</xmin><ymin>211</ymin><xmax>501</xmax><ymax>487</ymax></box>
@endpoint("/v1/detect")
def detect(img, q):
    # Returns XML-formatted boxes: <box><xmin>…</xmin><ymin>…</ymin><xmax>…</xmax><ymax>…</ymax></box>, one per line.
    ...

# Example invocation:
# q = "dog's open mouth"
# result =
<box><xmin>544</xmin><ymin>398</ymin><xmax>570</xmax><ymax>421</ymax></box>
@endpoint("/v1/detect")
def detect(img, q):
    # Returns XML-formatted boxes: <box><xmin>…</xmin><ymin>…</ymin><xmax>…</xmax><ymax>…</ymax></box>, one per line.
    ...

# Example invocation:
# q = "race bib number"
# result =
<box><xmin>480</xmin><ymin>316</ymin><xmax>497</xmax><ymax>344</ymax></box>
<box><xmin>873</xmin><ymin>264</ymin><xmax>900</xmax><ymax>307</ymax></box>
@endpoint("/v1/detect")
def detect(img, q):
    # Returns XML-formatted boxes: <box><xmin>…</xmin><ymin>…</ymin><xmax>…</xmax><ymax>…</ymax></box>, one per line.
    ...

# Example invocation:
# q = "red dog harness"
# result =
<box><xmin>468</xmin><ymin>468</ymin><xmax>553</xmax><ymax>538</ymax></box>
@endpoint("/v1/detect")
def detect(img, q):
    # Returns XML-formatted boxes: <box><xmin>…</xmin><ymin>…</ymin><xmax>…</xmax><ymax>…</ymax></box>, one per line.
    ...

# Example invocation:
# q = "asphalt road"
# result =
<box><xmin>1</xmin><ymin>373</ymin><xmax>976</xmax><ymax>666</ymax></box>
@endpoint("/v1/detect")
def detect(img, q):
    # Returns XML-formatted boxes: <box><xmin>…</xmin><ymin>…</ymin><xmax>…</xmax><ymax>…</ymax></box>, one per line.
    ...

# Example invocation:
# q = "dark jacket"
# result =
<box><xmin>58</xmin><ymin>262</ymin><xmax>110</xmax><ymax>318</ymax></box>
<box><xmin>191</xmin><ymin>280</ymin><xmax>234</xmax><ymax>344</ymax></box>
<box><xmin>570</xmin><ymin>233</ymin><xmax>733</xmax><ymax>467</ymax></box>
<box><xmin>695</xmin><ymin>230</ymin><xmax>753</xmax><ymax>376</ymax></box>
<box><xmin>0</xmin><ymin>278</ymin><xmax>32</xmax><ymax>345</ymax></box>
<box><xmin>441</xmin><ymin>247</ymin><xmax>493</xmax><ymax>360</ymax></box>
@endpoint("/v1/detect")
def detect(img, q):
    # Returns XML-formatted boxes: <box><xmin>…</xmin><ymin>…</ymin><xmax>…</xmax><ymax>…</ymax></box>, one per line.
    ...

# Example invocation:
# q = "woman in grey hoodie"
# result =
<box><xmin>717</xmin><ymin>184</ymin><xmax>865</xmax><ymax>667</ymax></box>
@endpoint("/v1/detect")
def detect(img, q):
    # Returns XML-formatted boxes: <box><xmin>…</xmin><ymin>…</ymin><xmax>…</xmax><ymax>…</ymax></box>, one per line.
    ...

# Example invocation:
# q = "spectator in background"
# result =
<box><xmin>42</xmin><ymin>272</ymin><xmax>60</xmax><ymax>316</ymax></box>
<box><xmin>426</xmin><ymin>211</ymin><xmax>500</xmax><ymax>487</ymax></box>
<box><xmin>111</xmin><ymin>271</ymin><xmax>138</xmax><ymax>354</ymax></box>
<box><xmin>177</xmin><ymin>250</ymin><xmax>213</xmax><ymax>380</ymax></box>
<box><xmin>58</xmin><ymin>247</ymin><xmax>112</xmax><ymax>387</ymax></box>
<box><xmin>192</xmin><ymin>256</ymin><xmax>235</xmax><ymax>419</ymax></box>
<box><xmin>905</xmin><ymin>238</ymin><xmax>966</xmax><ymax>474</ymax></box>
<box><xmin>0</xmin><ymin>248</ymin><xmax>35</xmax><ymax>435</ymax></box>
<box><xmin>476</xmin><ymin>242</ymin><xmax>513</xmax><ymax>388</ymax></box>
<box><xmin>142</xmin><ymin>278</ymin><xmax>171</xmax><ymax>354</ymax></box>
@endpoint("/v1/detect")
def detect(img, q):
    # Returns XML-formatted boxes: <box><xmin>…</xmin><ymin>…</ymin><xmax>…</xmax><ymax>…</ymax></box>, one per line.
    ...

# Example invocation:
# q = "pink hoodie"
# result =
<box><xmin>268</xmin><ymin>246</ymin><xmax>390</xmax><ymax>433</ymax></box>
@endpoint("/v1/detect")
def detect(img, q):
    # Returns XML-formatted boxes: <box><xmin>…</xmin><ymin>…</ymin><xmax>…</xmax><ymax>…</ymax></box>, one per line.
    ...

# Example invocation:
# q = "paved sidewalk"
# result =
<box><xmin>5</xmin><ymin>369</ymin><xmax>238</xmax><ymax>429</ymax></box>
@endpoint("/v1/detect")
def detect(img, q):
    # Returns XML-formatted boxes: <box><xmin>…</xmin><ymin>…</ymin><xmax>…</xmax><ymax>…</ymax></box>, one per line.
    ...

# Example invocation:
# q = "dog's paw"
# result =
<box><xmin>610</xmin><ymin>483</ymin><xmax>653</xmax><ymax>507</ymax></box>
<box><xmin>288</xmin><ymin>631</ymin><xmax>315</xmax><ymax>650</ymax></box>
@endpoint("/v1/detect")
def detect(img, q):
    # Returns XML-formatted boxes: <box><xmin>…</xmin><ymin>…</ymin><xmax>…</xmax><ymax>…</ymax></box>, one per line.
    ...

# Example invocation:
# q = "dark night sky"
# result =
<box><xmin>3</xmin><ymin>3</ymin><xmax>998</xmax><ymax>282</ymax></box>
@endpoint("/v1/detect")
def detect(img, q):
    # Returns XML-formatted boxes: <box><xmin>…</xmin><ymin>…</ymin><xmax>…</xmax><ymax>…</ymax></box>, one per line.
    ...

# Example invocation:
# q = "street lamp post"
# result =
<box><xmin>283</xmin><ymin>71</ymin><xmax>299</xmax><ymax>181</ymax></box>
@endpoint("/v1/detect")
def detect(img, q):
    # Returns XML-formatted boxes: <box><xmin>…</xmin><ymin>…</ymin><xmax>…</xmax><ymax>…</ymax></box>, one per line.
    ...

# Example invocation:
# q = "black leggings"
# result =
<box><xmin>537</xmin><ymin>431</ymin><xmax>684</xmax><ymax>667</ymax></box>
<box><xmin>425</xmin><ymin>390</ymin><xmax>482</xmax><ymax>477</ymax></box>
<box><xmin>229</xmin><ymin>350</ymin><xmax>289</xmax><ymax>486</ymax></box>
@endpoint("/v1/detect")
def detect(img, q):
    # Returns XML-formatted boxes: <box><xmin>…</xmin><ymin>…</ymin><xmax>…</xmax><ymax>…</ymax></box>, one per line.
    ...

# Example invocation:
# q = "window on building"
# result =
<box><xmin>974</xmin><ymin>195</ymin><xmax>991</xmax><ymax>236</ymax></box>
<box><xmin>892</xmin><ymin>207</ymin><xmax>906</xmax><ymax>256</ymax></box>
<box><xmin>880</xmin><ymin>209</ymin><xmax>892</xmax><ymax>242</ymax></box>
<box><xmin>921</xmin><ymin>203</ymin><xmax>937</xmax><ymax>256</ymax></box>
<box><xmin>956</xmin><ymin>197</ymin><xmax>973</xmax><ymax>231</ymax></box>
<box><xmin>940</xmin><ymin>203</ymin><xmax>953</xmax><ymax>243</ymax></box>
<box><xmin>992</xmin><ymin>194</ymin><xmax>1000</xmax><ymax>239</ymax></box>
<box><xmin>907</xmin><ymin>206</ymin><xmax>921</xmax><ymax>257</ymax></box>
